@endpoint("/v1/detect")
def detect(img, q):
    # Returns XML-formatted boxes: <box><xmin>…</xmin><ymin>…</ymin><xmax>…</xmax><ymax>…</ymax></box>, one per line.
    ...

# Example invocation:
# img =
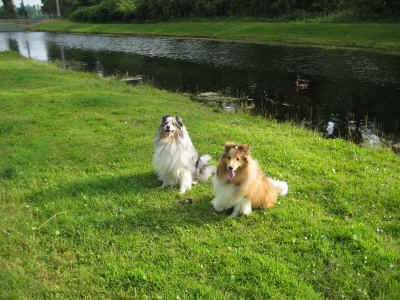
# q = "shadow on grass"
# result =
<box><xmin>27</xmin><ymin>171</ymin><xmax>159</xmax><ymax>204</ymax></box>
<box><xmin>27</xmin><ymin>171</ymin><xmax>221</xmax><ymax>233</ymax></box>
<box><xmin>96</xmin><ymin>194</ymin><xmax>221</xmax><ymax>235</ymax></box>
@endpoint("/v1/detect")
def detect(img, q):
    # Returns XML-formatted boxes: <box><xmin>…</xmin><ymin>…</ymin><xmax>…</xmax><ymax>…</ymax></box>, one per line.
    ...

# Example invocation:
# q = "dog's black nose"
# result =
<box><xmin>166</xmin><ymin>126</ymin><xmax>170</xmax><ymax>131</ymax></box>
<box><xmin>228</xmin><ymin>166</ymin><xmax>233</xmax><ymax>170</ymax></box>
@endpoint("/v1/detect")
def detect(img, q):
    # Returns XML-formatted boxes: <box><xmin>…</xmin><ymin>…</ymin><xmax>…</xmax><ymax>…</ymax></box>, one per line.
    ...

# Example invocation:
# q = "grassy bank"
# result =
<box><xmin>0</xmin><ymin>19</ymin><xmax>44</xmax><ymax>32</ymax></box>
<box><xmin>30</xmin><ymin>19</ymin><xmax>400</xmax><ymax>53</ymax></box>
<box><xmin>1</xmin><ymin>51</ymin><xmax>399</xmax><ymax>298</ymax></box>
<box><xmin>0</xmin><ymin>22</ymin><xmax>29</xmax><ymax>32</ymax></box>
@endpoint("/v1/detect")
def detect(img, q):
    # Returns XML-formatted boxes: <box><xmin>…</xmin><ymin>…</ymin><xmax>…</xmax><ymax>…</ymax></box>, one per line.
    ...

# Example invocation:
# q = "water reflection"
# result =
<box><xmin>1</xmin><ymin>32</ymin><xmax>399</xmax><ymax>145</ymax></box>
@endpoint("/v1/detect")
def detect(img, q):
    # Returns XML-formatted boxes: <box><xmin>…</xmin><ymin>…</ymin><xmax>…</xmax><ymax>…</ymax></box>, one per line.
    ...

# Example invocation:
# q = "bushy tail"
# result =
<box><xmin>196</xmin><ymin>154</ymin><xmax>216</xmax><ymax>182</ymax></box>
<box><xmin>268</xmin><ymin>178</ymin><xmax>288</xmax><ymax>196</ymax></box>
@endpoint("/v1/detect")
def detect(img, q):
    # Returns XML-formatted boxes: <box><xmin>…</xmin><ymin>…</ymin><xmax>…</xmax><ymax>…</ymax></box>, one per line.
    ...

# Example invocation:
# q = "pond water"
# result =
<box><xmin>1</xmin><ymin>31</ymin><xmax>399</xmax><ymax>146</ymax></box>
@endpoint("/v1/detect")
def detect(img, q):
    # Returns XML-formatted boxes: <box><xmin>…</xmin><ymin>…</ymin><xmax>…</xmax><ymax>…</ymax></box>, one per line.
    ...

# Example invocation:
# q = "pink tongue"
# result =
<box><xmin>228</xmin><ymin>170</ymin><xmax>235</xmax><ymax>181</ymax></box>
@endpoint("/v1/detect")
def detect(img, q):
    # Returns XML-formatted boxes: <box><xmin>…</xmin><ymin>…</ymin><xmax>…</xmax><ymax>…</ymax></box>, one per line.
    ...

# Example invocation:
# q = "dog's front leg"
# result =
<box><xmin>241</xmin><ymin>200</ymin><xmax>252</xmax><ymax>216</ymax></box>
<box><xmin>159</xmin><ymin>182</ymin><xmax>168</xmax><ymax>189</ymax></box>
<box><xmin>158</xmin><ymin>176</ymin><xmax>175</xmax><ymax>189</ymax></box>
<box><xmin>211</xmin><ymin>196</ymin><xmax>224</xmax><ymax>212</ymax></box>
<box><xmin>229</xmin><ymin>203</ymin><xmax>241</xmax><ymax>218</ymax></box>
<box><xmin>179</xmin><ymin>170</ymin><xmax>192</xmax><ymax>194</ymax></box>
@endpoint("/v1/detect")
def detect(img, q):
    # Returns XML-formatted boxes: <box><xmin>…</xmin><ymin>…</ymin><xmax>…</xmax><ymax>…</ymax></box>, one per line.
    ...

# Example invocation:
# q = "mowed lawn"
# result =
<box><xmin>31</xmin><ymin>19</ymin><xmax>400</xmax><ymax>53</ymax></box>
<box><xmin>0</xmin><ymin>51</ymin><xmax>399</xmax><ymax>299</ymax></box>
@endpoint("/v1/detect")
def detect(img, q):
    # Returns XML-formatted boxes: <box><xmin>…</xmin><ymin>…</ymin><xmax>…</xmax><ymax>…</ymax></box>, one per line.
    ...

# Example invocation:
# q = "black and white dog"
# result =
<box><xmin>153</xmin><ymin>115</ymin><xmax>215</xmax><ymax>193</ymax></box>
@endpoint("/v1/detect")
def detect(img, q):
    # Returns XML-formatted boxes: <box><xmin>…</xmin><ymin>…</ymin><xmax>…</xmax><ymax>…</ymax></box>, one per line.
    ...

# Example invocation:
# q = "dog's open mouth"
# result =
<box><xmin>227</xmin><ymin>169</ymin><xmax>236</xmax><ymax>181</ymax></box>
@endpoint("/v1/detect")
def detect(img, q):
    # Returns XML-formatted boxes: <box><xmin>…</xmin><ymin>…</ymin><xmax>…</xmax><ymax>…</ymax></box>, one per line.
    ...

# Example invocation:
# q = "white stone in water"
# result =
<box><xmin>326</xmin><ymin>121</ymin><xmax>335</xmax><ymax>136</ymax></box>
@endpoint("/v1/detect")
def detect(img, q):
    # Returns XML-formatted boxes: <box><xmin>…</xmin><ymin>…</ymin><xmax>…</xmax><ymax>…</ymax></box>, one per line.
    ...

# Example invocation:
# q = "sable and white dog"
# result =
<box><xmin>153</xmin><ymin>115</ymin><xmax>215</xmax><ymax>193</ymax></box>
<box><xmin>211</xmin><ymin>142</ymin><xmax>288</xmax><ymax>218</ymax></box>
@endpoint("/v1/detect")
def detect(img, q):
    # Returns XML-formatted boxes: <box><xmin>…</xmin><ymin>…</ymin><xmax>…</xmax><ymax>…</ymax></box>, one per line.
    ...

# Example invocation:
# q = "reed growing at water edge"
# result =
<box><xmin>0</xmin><ymin>51</ymin><xmax>399</xmax><ymax>298</ymax></box>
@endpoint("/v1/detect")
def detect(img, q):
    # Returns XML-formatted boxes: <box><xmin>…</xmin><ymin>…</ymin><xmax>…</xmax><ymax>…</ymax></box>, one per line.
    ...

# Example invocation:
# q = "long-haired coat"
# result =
<box><xmin>211</xmin><ymin>142</ymin><xmax>288</xmax><ymax>218</ymax></box>
<box><xmin>153</xmin><ymin>115</ymin><xmax>215</xmax><ymax>193</ymax></box>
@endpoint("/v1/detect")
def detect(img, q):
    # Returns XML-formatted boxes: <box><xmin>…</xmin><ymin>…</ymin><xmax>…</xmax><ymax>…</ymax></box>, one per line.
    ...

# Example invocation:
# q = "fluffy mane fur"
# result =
<box><xmin>153</xmin><ymin>114</ymin><xmax>215</xmax><ymax>193</ymax></box>
<box><xmin>211</xmin><ymin>142</ymin><xmax>288</xmax><ymax>218</ymax></box>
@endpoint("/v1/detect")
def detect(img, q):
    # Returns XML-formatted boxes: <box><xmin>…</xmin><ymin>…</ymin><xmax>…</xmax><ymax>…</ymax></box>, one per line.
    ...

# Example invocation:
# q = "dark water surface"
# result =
<box><xmin>1</xmin><ymin>31</ymin><xmax>399</xmax><ymax>145</ymax></box>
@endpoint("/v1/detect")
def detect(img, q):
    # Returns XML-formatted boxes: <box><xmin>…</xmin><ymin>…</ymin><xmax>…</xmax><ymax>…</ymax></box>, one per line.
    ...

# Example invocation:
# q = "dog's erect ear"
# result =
<box><xmin>238</xmin><ymin>144</ymin><xmax>250</xmax><ymax>155</ymax></box>
<box><xmin>175</xmin><ymin>115</ymin><xmax>183</xmax><ymax>128</ymax></box>
<box><xmin>161</xmin><ymin>115</ymin><xmax>170</xmax><ymax>123</ymax></box>
<box><xmin>224</xmin><ymin>142</ymin><xmax>236</xmax><ymax>153</ymax></box>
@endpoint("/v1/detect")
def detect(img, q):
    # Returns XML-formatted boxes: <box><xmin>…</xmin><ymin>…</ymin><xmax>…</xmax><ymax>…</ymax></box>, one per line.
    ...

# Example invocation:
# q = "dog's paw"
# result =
<box><xmin>211</xmin><ymin>198</ymin><xmax>224</xmax><ymax>212</ymax></box>
<box><xmin>241</xmin><ymin>202</ymin><xmax>252</xmax><ymax>216</ymax></box>
<box><xmin>228</xmin><ymin>204</ymin><xmax>242</xmax><ymax>218</ymax></box>
<box><xmin>229</xmin><ymin>211</ymin><xmax>239</xmax><ymax>218</ymax></box>
<box><xmin>159</xmin><ymin>182</ymin><xmax>174</xmax><ymax>189</ymax></box>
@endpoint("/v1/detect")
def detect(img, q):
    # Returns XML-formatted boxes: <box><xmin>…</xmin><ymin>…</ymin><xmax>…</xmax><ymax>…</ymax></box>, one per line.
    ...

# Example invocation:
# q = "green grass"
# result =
<box><xmin>1</xmin><ymin>50</ymin><xmax>399</xmax><ymax>299</ymax></box>
<box><xmin>30</xmin><ymin>19</ymin><xmax>400</xmax><ymax>53</ymax></box>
